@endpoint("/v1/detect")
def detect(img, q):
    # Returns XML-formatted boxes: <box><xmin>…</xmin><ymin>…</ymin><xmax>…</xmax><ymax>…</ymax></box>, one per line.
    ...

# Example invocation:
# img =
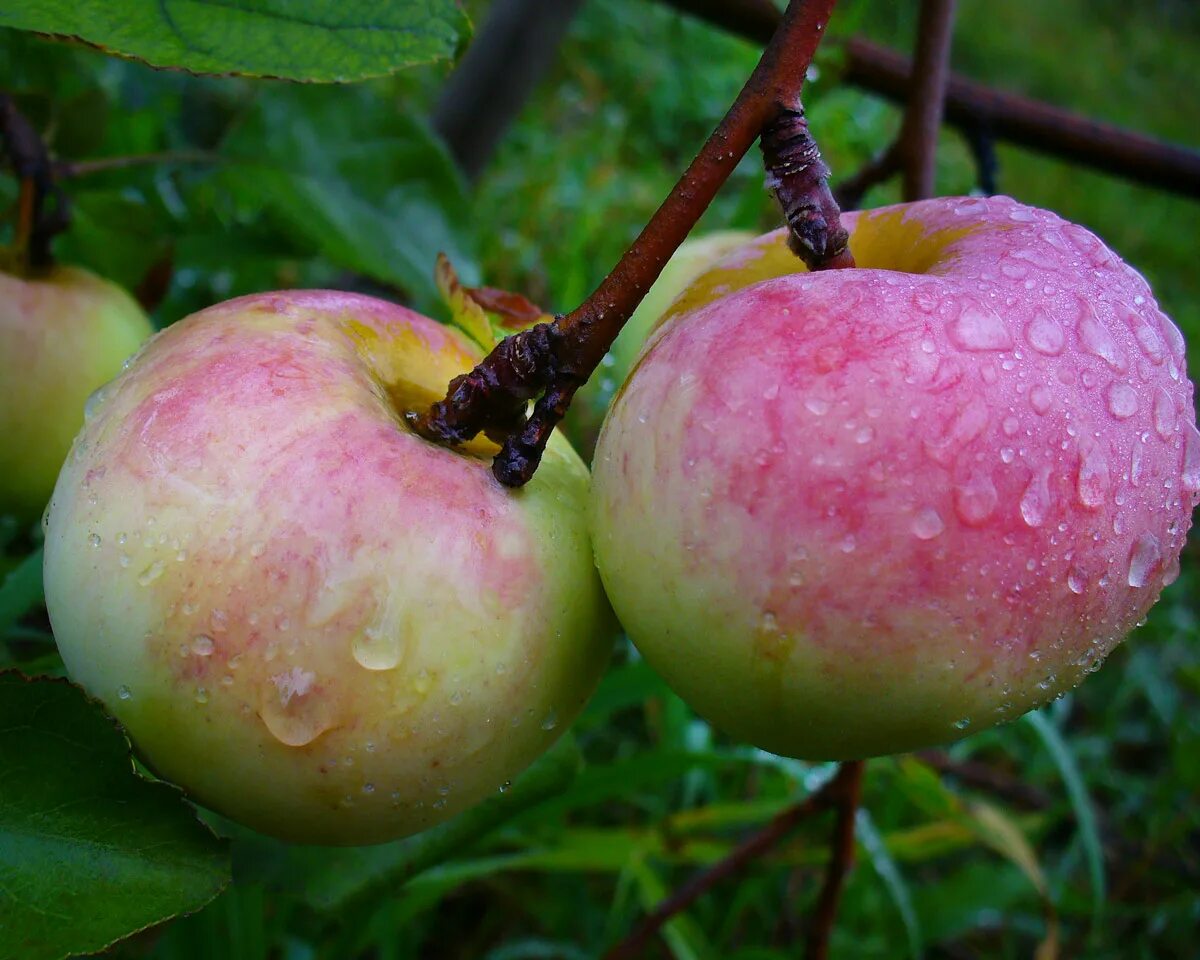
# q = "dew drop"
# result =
<box><xmin>953</xmin><ymin>718</ymin><xmax>971</xmax><ymax>730</ymax></box>
<box><xmin>1029</xmin><ymin>384</ymin><xmax>1053</xmax><ymax>414</ymax></box>
<box><xmin>1118</xmin><ymin>303</ymin><xmax>1165</xmax><ymax>364</ymax></box>
<box><xmin>954</xmin><ymin>471</ymin><xmax>998</xmax><ymax>525</ymax></box>
<box><xmin>1127</xmin><ymin>532</ymin><xmax>1162</xmax><ymax>588</ymax></box>
<box><xmin>1152</xmin><ymin>387</ymin><xmax>1175</xmax><ymax>439</ymax></box>
<box><xmin>839</xmin><ymin>534</ymin><xmax>857</xmax><ymax>554</ymax></box>
<box><xmin>540</xmin><ymin>710</ymin><xmax>559</xmax><ymax>731</ymax></box>
<box><xmin>117</xmin><ymin>685</ymin><xmax>132</xmax><ymax>700</ymax></box>
<box><xmin>353</xmin><ymin>623</ymin><xmax>404</xmax><ymax>671</ymax></box>
<box><xmin>499</xmin><ymin>780</ymin><xmax>512</xmax><ymax>794</ymax></box>
<box><xmin>1076</xmin><ymin>300</ymin><xmax>1126</xmax><ymax>370</ymax></box>
<box><xmin>804</xmin><ymin>397</ymin><xmax>830</xmax><ymax>416</ymax></box>
<box><xmin>855</xmin><ymin>426</ymin><xmax>875</xmax><ymax>445</ymax></box>
<box><xmin>250</xmin><ymin>541</ymin><xmax>267</xmax><ymax>558</ymax></box>
<box><xmin>911</xmin><ymin>507</ymin><xmax>945</xmax><ymax>540</ymax></box>
<box><xmin>1106</xmin><ymin>383</ymin><xmax>1138</xmax><ymax>420</ymax></box>
<box><xmin>1181</xmin><ymin>420</ymin><xmax>1200</xmax><ymax>492</ymax></box>
<box><xmin>947</xmin><ymin>304</ymin><xmax>1013</xmax><ymax>351</ymax></box>
<box><xmin>1067</xmin><ymin>567</ymin><xmax>1086</xmax><ymax>594</ymax></box>
<box><xmin>1002</xmin><ymin>415</ymin><xmax>1019</xmax><ymax>436</ymax></box>
<box><xmin>1026</xmin><ymin>311</ymin><xmax>1065</xmax><ymax>355</ymax></box>
<box><xmin>195</xmin><ymin>687</ymin><xmax>209</xmax><ymax>705</ymax></box>
<box><xmin>88</xmin><ymin>533</ymin><xmax>102</xmax><ymax>548</ymax></box>
<box><xmin>1076</xmin><ymin>440</ymin><xmax>1109</xmax><ymax>509</ymax></box>
<box><xmin>192</xmin><ymin>634</ymin><xmax>215</xmax><ymax>656</ymax></box>
<box><xmin>137</xmin><ymin>560</ymin><xmax>164</xmax><ymax>585</ymax></box>
<box><xmin>260</xmin><ymin>668</ymin><xmax>332</xmax><ymax>747</ymax></box>
<box><xmin>1020</xmin><ymin>467</ymin><xmax>1052</xmax><ymax>527</ymax></box>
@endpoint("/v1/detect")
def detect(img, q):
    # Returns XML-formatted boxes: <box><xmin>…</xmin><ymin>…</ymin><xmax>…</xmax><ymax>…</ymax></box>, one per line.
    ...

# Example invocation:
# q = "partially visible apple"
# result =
<box><xmin>567</xmin><ymin>231</ymin><xmax>754</xmax><ymax>453</ymax></box>
<box><xmin>591</xmin><ymin>195</ymin><xmax>1199</xmax><ymax>761</ymax></box>
<box><xmin>44</xmin><ymin>290</ymin><xmax>614</xmax><ymax>845</ymax></box>
<box><xmin>0</xmin><ymin>266</ymin><xmax>153</xmax><ymax>522</ymax></box>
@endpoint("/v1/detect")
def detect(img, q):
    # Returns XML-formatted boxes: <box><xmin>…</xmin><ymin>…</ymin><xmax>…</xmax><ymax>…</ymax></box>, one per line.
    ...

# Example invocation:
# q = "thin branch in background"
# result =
<box><xmin>55</xmin><ymin>151</ymin><xmax>221</xmax><ymax>178</ymax></box>
<box><xmin>410</xmin><ymin>0</ymin><xmax>852</xmax><ymax>487</ymax></box>
<box><xmin>804</xmin><ymin>760</ymin><xmax>864</xmax><ymax>960</ymax></box>
<box><xmin>655</xmin><ymin>0</ymin><xmax>1200</xmax><ymax>198</ymax></box>
<box><xmin>0</xmin><ymin>92</ymin><xmax>65</xmax><ymax>269</ymax></box>
<box><xmin>834</xmin><ymin>141</ymin><xmax>900</xmax><ymax>210</ymax></box>
<box><xmin>604</xmin><ymin>761</ymin><xmax>866</xmax><ymax>960</ymax></box>
<box><xmin>896</xmin><ymin>0</ymin><xmax>957</xmax><ymax>200</ymax></box>
<box><xmin>917</xmin><ymin>749</ymin><xmax>1050</xmax><ymax>809</ymax></box>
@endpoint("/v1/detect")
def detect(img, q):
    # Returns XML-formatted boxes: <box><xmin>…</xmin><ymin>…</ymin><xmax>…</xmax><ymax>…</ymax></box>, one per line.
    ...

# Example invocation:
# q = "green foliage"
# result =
<box><xmin>0</xmin><ymin>0</ymin><xmax>469</xmax><ymax>81</ymax></box>
<box><xmin>0</xmin><ymin>673</ymin><xmax>229</xmax><ymax>960</ymax></box>
<box><xmin>2</xmin><ymin>0</ymin><xmax>1199</xmax><ymax>958</ymax></box>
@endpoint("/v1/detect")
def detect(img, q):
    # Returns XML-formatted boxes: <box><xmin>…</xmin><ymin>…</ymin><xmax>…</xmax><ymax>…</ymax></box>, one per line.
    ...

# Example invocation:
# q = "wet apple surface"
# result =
<box><xmin>44</xmin><ymin>291</ymin><xmax>614</xmax><ymax>845</ymax></box>
<box><xmin>591</xmin><ymin>195</ymin><xmax>1199</xmax><ymax>760</ymax></box>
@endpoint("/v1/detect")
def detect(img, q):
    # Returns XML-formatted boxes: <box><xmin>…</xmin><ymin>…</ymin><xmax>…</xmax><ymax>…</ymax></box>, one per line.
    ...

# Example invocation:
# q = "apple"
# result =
<box><xmin>567</xmin><ymin>231</ymin><xmax>754</xmax><ymax>453</ymax></box>
<box><xmin>0</xmin><ymin>265</ymin><xmax>154</xmax><ymax>522</ymax></box>
<box><xmin>591</xmin><ymin>195</ymin><xmax>1199</xmax><ymax>761</ymax></box>
<box><xmin>43</xmin><ymin>290</ymin><xmax>614</xmax><ymax>845</ymax></box>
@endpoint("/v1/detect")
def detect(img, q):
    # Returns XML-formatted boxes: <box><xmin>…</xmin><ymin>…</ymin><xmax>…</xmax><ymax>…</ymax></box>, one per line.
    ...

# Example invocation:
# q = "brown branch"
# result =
<box><xmin>916</xmin><ymin>750</ymin><xmax>1050</xmax><ymax>810</ymax></box>
<box><xmin>0</xmin><ymin>92</ymin><xmax>65</xmax><ymax>270</ymax></box>
<box><xmin>604</xmin><ymin>762</ymin><xmax>865</xmax><ymax>960</ymax></box>
<box><xmin>896</xmin><ymin>0</ymin><xmax>957</xmax><ymax>200</ymax></box>
<box><xmin>54</xmin><ymin>150</ymin><xmax>220</xmax><ymax>178</ymax></box>
<box><xmin>409</xmin><ymin>0</ymin><xmax>852</xmax><ymax>487</ymax></box>
<box><xmin>656</xmin><ymin>0</ymin><xmax>1200</xmax><ymax>199</ymax></box>
<box><xmin>804</xmin><ymin>760</ymin><xmax>864</xmax><ymax>960</ymax></box>
<box><xmin>834</xmin><ymin>141</ymin><xmax>900</xmax><ymax>210</ymax></box>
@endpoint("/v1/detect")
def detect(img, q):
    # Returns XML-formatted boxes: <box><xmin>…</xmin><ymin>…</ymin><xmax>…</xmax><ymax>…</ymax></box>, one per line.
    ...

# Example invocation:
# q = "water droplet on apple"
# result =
<box><xmin>1127</xmin><ymin>532</ymin><xmax>1162</xmax><ymax>588</ymax></box>
<box><xmin>911</xmin><ymin>507</ymin><xmax>945</xmax><ymax>540</ymax></box>
<box><xmin>1026</xmin><ymin>312</ymin><xmax>1065</xmax><ymax>355</ymax></box>
<box><xmin>946</xmin><ymin>303</ymin><xmax>1013</xmax><ymax>351</ymax></box>
<box><xmin>195</xmin><ymin>687</ymin><xmax>209</xmax><ymax>705</ymax></box>
<box><xmin>1105</xmin><ymin>383</ymin><xmax>1138</xmax><ymax>420</ymax></box>
<box><xmin>1067</xmin><ymin>567</ymin><xmax>1086</xmax><ymax>594</ymax></box>
<box><xmin>192</xmin><ymin>634</ymin><xmax>215</xmax><ymax>656</ymax></box>
<box><xmin>804</xmin><ymin>397</ymin><xmax>830</xmax><ymax>416</ymax></box>
<box><xmin>540</xmin><ymin>710</ymin><xmax>559</xmax><ymax>731</ymax></box>
<box><xmin>953</xmin><ymin>717</ymin><xmax>971</xmax><ymax>730</ymax></box>
<box><xmin>1152</xmin><ymin>387</ymin><xmax>1175</xmax><ymax>439</ymax></box>
<box><xmin>136</xmin><ymin>560</ymin><xmax>164</xmax><ymax>586</ymax></box>
<box><xmin>259</xmin><ymin>667</ymin><xmax>332</xmax><ymax>747</ymax></box>
<box><xmin>953</xmin><ymin>471</ymin><xmax>998</xmax><ymax>525</ymax></box>
<box><xmin>250</xmin><ymin>541</ymin><xmax>267</xmax><ymax>558</ymax></box>
<box><xmin>1076</xmin><ymin>300</ymin><xmax>1126</xmax><ymax>370</ymax></box>
<box><xmin>1020</xmin><ymin>467</ymin><xmax>1052</xmax><ymax>527</ymax></box>
<box><xmin>839</xmin><ymin>534</ymin><xmax>857</xmax><ymax>554</ymax></box>
<box><xmin>353</xmin><ymin>623</ymin><xmax>404</xmax><ymax>671</ymax></box>
<box><xmin>117</xmin><ymin>685</ymin><xmax>132</xmax><ymax>700</ymax></box>
<box><xmin>499</xmin><ymin>780</ymin><xmax>512</xmax><ymax>794</ymax></box>
<box><xmin>1076</xmin><ymin>441</ymin><xmax>1109</xmax><ymax>509</ymax></box>
<box><xmin>1180</xmin><ymin>421</ymin><xmax>1200</xmax><ymax>492</ymax></box>
<box><xmin>88</xmin><ymin>533</ymin><xmax>102</xmax><ymax>548</ymax></box>
<box><xmin>1029</xmin><ymin>384</ymin><xmax>1053</xmax><ymax>415</ymax></box>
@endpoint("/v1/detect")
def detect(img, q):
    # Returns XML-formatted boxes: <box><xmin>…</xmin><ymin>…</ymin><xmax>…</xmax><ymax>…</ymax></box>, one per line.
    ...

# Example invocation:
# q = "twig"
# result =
<box><xmin>604</xmin><ymin>762</ymin><xmax>865</xmax><ymax>960</ymax></box>
<box><xmin>804</xmin><ymin>760</ymin><xmax>864</xmax><ymax>960</ymax></box>
<box><xmin>655</xmin><ymin>0</ymin><xmax>1200</xmax><ymax>198</ymax></box>
<box><xmin>410</xmin><ymin>0</ymin><xmax>852</xmax><ymax>487</ymax></box>
<box><xmin>916</xmin><ymin>750</ymin><xmax>1050</xmax><ymax>810</ymax></box>
<box><xmin>834</xmin><ymin>141</ymin><xmax>899</xmax><ymax>210</ymax></box>
<box><xmin>0</xmin><ymin>92</ymin><xmax>66</xmax><ymax>269</ymax></box>
<box><xmin>55</xmin><ymin>150</ymin><xmax>220</xmax><ymax>178</ymax></box>
<box><xmin>896</xmin><ymin>0</ymin><xmax>957</xmax><ymax>200</ymax></box>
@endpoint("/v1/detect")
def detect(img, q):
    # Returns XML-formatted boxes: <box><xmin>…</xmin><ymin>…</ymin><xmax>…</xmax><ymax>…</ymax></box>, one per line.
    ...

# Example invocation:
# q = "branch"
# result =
<box><xmin>0</xmin><ymin>92</ymin><xmax>66</xmax><ymax>270</ymax></box>
<box><xmin>804</xmin><ymin>760</ymin><xmax>864</xmax><ymax>960</ymax></box>
<box><xmin>409</xmin><ymin>0</ymin><xmax>852</xmax><ymax>487</ymax></box>
<box><xmin>656</xmin><ymin>0</ymin><xmax>1200</xmax><ymax>199</ymax></box>
<box><xmin>896</xmin><ymin>0</ymin><xmax>957</xmax><ymax>200</ymax></box>
<box><xmin>55</xmin><ymin>150</ymin><xmax>220</xmax><ymax>178</ymax></box>
<box><xmin>604</xmin><ymin>762</ymin><xmax>865</xmax><ymax>960</ymax></box>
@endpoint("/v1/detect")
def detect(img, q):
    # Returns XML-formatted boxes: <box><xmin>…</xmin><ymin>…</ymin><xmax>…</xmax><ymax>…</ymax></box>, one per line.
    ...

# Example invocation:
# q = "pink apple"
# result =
<box><xmin>591</xmin><ymin>195</ymin><xmax>1199</xmax><ymax>760</ymax></box>
<box><xmin>0</xmin><ymin>266</ymin><xmax>153</xmax><ymax>522</ymax></box>
<box><xmin>44</xmin><ymin>291</ymin><xmax>613</xmax><ymax>845</ymax></box>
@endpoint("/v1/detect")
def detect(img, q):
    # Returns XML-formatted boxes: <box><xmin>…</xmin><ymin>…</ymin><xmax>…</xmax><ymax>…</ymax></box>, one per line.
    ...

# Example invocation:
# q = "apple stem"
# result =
<box><xmin>0</xmin><ymin>93</ymin><xmax>68</xmax><ymax>272</ymax></box>
<box><xmin>603</xmin><ymin>760</ymin><xmax>866</xmax><ymax>960</ymax></box>
<box><xmin>410</xmin><ymin>0</ymin><xmax>853</xmax><ymax>487</ymax></box>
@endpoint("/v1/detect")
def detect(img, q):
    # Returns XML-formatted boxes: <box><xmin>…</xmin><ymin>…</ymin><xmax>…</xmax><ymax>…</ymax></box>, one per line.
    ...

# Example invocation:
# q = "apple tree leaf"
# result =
<box><xmin>0</xmin><ymin>672</ymin><xmax>229</xmax><ymax>960</ymax></box>
<box><xmin>0</xmin><ymin>1</ymin><xmax>469</xmax><ymax>81</ymax></box>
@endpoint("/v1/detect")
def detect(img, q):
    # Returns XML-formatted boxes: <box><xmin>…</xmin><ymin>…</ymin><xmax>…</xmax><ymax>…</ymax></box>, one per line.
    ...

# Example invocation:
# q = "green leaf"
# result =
<box><xmin>1023</xmin><ymin>709</ymin><xmax>1106</xmax><ymax>931</ymax></box>
<box><xmin>0</xmin><ymin>547</ymin><xmax>43</xmax><ymax>635</ymax></box>
<box><xmin>0</xmin><ymin>672</ymin><xmax>229</xmax><ymax>960</ymax></box>
<box><xmin>857</xmin><ymin>809</ymin><xmax>923</xmax><ymax>959</ymax></box>
<box><xmin>0</xmin><ymin>1</ymin><xmax>469</xmax><ymax>81</ymax></box>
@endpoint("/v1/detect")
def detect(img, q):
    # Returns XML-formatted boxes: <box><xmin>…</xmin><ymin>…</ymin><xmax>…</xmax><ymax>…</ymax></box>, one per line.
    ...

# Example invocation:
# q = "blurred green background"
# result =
<box><xmin>2</xmin><ymin>1</ymin><xmax>1198</xmax><ymax>958</ymax></box>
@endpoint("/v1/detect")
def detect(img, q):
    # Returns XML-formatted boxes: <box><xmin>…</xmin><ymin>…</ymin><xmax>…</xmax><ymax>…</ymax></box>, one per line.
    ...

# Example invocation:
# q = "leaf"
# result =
<box><xmin>0</xmin><ymin>547</ymin><xmax>43</xmax><ymax>635</ymax></box>
<box><xmin>0</xmin><ymin>672</ymin><xmax>229</xmax><ymax>960</ymax></box>
<box><xmin>1023</xmin><ymin>709</ymin><xmax>1106</xmax><ymax>931</ymax></box>
<box><xmin>857</xmin><ymin>809</ymin><xmax>923</xmax><ymax>959</ymax></box>
<box><xmin>436</xmin><ymin>253</ymin><xmax>496</xmax><ymax>350</ymax></box>
<box><xmin>627</xmin><ymin>854</ymin><xmax>710</xmax><ymax>960</ymax></box>
<box><xmin>0</xmin><ymin>1</ymin><xmax>469</xmax><ymax>81</ymax></box>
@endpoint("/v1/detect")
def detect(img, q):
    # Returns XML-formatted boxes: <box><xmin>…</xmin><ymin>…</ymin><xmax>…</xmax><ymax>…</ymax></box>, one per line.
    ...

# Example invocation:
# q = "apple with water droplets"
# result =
<box><xmin>43</xmin><ymin>291</ymin><xmax>613</xmax><ymax>844</ymax></box>
<box><xmin>591</xmin><ymin>195</ymin><xmax>1199</xmax><ymax>760</ymax></box>
<box><xmin>0</xmin><ymin>265</ymin><xmax>153</xmax><ymax>522</ymax></box>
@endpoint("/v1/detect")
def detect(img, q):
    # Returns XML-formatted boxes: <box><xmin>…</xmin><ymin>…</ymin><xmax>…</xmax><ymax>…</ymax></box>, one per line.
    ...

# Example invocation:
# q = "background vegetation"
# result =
<box><xmin>2</xmin><ymin>1</ymin><xmax>1197</xmax><ymax>958</ymax></box>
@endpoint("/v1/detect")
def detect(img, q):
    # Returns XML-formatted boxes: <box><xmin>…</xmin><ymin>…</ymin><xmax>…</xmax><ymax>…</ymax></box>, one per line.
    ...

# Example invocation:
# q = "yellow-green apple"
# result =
<box><xmin>591</xmin><ymin>195</ymin><xmax>1199</xmax><ymax>760</ymax></box>
<box><xmin>567</xmin><ymin>231</ymin><xmax>754</xmax><ymax>453</ymax></box>
<box><xmin>43</xmin><ymin>290</ymin><xmax>614</xmax><ymax>845</ymax></box>
<box><xmin>0</xmin><ymin>266</ymin><xmax>153</xmax><ymax>522</ymax></box>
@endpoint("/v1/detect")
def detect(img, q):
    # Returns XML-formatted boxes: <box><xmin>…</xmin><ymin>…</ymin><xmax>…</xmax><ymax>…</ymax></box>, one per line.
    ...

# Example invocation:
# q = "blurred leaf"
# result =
<box><xmin>627</xmin><ymin>854</ymin><xmax>710</xmax><ymax>960</ymax></box>
<box><xmin>1023</xmin><ymin>710</ymin><xmax>1106</xmax><ymax>931</ymax></box>
<box><xmin>0</xmin><ymin>672</ymin><xmax>229</xmax><ymax>960</ymax></box>
<box><xmin>0</xmin><ymin>547</ymin><xmax>43</xmax><ymax>634</ymax></box>
<box><xmin>857</xmin><ymin>808</ymin><xmax>923</xmax><ymax>959</ymax></box>
<box><xmin>0</xmin><ymin>1</ymin><xmax>468</xmax><ymax>81</ymax></box>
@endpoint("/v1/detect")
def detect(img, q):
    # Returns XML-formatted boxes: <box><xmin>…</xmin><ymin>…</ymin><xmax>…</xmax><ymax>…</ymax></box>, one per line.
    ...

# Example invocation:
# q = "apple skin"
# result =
<box><xmin>0</xmin><ymin>266</ymin><xmax>154</xmax><ymax>522</ymax></box>
<box><xmin>44</xmin><ymin>290</ymin><xmax>614</xmax><ymax>845</ymax></box>
<box><xmin>591</xmin><ymin>195</ymin><xmax>1199</xmax><ymax>761</ymax></box>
